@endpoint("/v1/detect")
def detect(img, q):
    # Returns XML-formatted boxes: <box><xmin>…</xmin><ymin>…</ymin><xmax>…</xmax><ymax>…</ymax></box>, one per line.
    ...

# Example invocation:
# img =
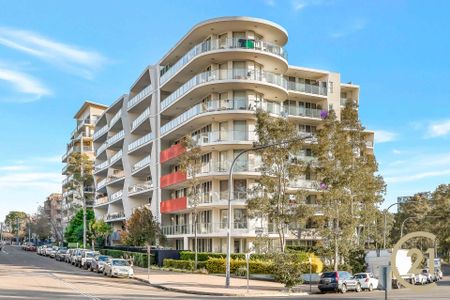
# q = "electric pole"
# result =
<box><xmin>16</xmin><ymin>217</ymin><xmax>19</xmax><ymax>245</ymax></box>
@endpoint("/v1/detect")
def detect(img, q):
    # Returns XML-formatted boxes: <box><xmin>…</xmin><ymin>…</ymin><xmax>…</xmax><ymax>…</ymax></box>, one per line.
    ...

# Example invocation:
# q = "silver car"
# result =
<box><xmin>90</xmin><ymin>255</ymin><xmax>111</xmax><ymax>273</ymax></box>
<box><xmin>103</xmin><ymin>258</ymin><xmax>134</xmax><ymax>278</ymax></box>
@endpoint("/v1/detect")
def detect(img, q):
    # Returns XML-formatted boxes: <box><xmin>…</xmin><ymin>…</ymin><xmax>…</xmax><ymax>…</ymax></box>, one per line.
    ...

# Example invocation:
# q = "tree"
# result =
<box><xmin>314</xmin><ymin>101</ymin><xmax>385</xmax><ymax>270</ymax></box>
<box><xmin>64</xmin><ymin>209</ymin><xmax>95</xmax><ymax>244</ymax></box>
<box><xmin>272</xmin><ymin>252</ymin><xmax>306</xmax><ymax>291</ymax></box>
<box><xmin>430</xmin><ymin>184</ymin><xmax>450</xmax><ymax>260</ymax></box>
<box><xmin>123</xmin><ymin>206</ymin><xmax>165</xmax><ymax>246</ymax></box>
<box><xmin>32</xmin><ymin>206</ymin><xmax>52</xmax><ymax>241</ymax></box>
<box><xmin>178</xmin><ymin>136</ymin><xmax>202</xmax><ymax>268</ymax></box>
<box><xmin>4</xmin><ymin>211</ymin><xmax>28</xmax><ymax>241</ymax></box>
<box><xmin>89</xmin><ymin>219</ymin><xmax>112</xmax><ymax>250</ymax></box>
<box><xmin>247</xmin><ymin>110</ymin><xmax>309</xmax><ymax>252</ymax></box>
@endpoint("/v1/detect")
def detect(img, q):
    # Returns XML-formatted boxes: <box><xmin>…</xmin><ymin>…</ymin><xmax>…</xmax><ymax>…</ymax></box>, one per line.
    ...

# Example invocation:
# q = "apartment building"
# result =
<box><xmin>44</xmin><ymin>193</ymin><xmax>63</xmax><ymax>241</ymax></box>
<box><xmin>93</xmin><ymin>17</ymin><xmax>374</xmax><ymax>251</ymax></box>
<box><xmin>62</xmin><ymin>101</ymin><xmax>108</xmax><ymax>231</ymax></box>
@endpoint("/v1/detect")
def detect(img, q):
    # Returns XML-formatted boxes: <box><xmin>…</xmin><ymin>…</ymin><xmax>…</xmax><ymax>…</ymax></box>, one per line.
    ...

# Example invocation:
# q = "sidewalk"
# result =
<box><xmin>132</xmin><ymin>266</ymin><xmax>314</xmax><ymax>296</ymax></box>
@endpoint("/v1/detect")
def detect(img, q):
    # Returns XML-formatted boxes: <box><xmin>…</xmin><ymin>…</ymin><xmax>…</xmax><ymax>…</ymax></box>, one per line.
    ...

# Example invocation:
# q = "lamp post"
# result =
<box><xmin>225</xmin><ymin>134</ymin><xmax>312</xmax><ymax>288</ymax></box>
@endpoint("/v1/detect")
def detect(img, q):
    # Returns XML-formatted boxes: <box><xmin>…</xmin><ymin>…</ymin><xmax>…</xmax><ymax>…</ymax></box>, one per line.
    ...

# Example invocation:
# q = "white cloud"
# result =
<box><xmin>0</xmin><ymin>27</ymin><xmax>107</xmax><ymax>79</ymax></box>
<box><xmin>427</xmin><ymin>119</ymin><xmax>450</xmax><ymax>138</ymax></box>
<box><xmin>0</xmin><ymin>165</ymin><xmax>28</xmax><ymax>171</ymax></box>
<box><xmin>385</xmin><ymin>169</ymin><xmax>450</xmax><ymax>184</ymax></box>
<box><xmin>374</xmin><ymin>130</ymin><xmax>397</xmax><ymax>143</ymax></box>
<box><xmin>291</xmin><ymin>0</ymin><xmax>326</xmax><ymax>12</ymax></box>
<box><xmin>0</xmin><ymin>171</ymin><xmax>62</xmax><ymax>189</ymax></box>
<box><xmin>0</xmin><ymin>67</ymin><xmax>51</xmax><ymax>101</ymax></box>
<box><xmin>330</xmin><ymin>18</ymin><xmax>367</xmax><ymax>39</ymax></box>
<box><xmin>264</xmin><ymin>0</ymin><xmax>276</xmax><ymax>6</ymax></box>
<box><xmin>392</xmin><ymin>149</ymin><xmax>402</xmax><ymax>155</ymax></box>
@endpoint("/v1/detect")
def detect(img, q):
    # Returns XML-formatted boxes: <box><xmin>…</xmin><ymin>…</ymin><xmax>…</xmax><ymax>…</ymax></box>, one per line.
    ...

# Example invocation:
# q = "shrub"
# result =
<box><xmin>179</xmin><ymin>251</ymin><xmax>273</xmax><ymax>262</ymax></box>
<box><xmin>100</xmin><ymin>249</ymin><xmax>155</xmax><ymax>267</ymax></box>
<box><xmin>163</xmin><ymin>259</ymin><xmax>194</xmax><ymax>270</ymax></box>
<box><xmin>272</xmin><ymin>252</ymin><xmax>304</xmax><ymax>290</ymax></box>
<box><xmin>205</xmin><ymin>257</ymin><xmax>273</xmax><ymax>274</ymax></box>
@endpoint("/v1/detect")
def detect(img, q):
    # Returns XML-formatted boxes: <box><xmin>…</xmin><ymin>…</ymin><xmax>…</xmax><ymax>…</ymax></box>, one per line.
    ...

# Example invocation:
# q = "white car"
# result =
<box><xmin>103</xmin><ymin>258</ymin><xmax>134</xmax><ymax>278</ymax></box>
<box><xmin>80</xmin><ymin>251</ymin><xmax>99</xmax><ymax>269</ymax></box>
<box><xmin>415</xmin><ymin>273</ymin><xmax>427</xmax><ymax>285</ymax></box>
<box><xmin>435</xmin><ymin>268</ymin><xmax>443</xmax><ymax>280</ymax></box>
<box><xmin>354</xmin><ymin>273</ymin><xmax>379</xmax><ymax>291</ymax></box>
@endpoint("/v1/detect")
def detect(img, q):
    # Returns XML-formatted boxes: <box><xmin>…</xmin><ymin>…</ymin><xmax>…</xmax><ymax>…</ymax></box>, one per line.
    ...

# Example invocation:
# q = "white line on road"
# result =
<box><xmin>47</xmin><ymin>272</ymin><xmax>102</xmax><ymax>300</ymax></box>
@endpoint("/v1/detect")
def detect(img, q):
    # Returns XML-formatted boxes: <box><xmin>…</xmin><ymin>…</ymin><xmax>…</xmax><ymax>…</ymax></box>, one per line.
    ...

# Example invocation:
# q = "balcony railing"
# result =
<box><xmin>128</xmin><ymin>181</ymin><xmax>153</xmax><ymax>194</ymax></box>
<box><xmin>96</xmin><ymin>178</ymin><xmax>107</xmax><ymax>190</ymax></box>
<box><xmin>96</xmin><ymin>142</ymin><xmax>107</xmax><ymax>156</ymax></box>
<box><xmin>160</xmin><ymin>99</ymin><xmax>258</xmax><ymax>135</ymax></box>
<box><xmin>94</xmin><ymin>160</ymin><xmax>109</xmax><ymax>172</ymax></box>
<box><xmin>94</xmin><ymin>196</ymin><xmax>108</xmax><ymax>206</ymax></box>
<box><xmin>187</xmin><ymin>191</ymin><xmax>248</xmax><ymax>206</ymax></box>
<box><xmin>161</xmin><ymin>222</ymin><xmax>250</xmax><ymax>236</ymax></box>
<box><xmin>132</xmin><ymin>156</ymin><xmax>151</xmax><ymax>172</ymax></box>
<box><xmin>62</xmin><ymin>175</ymin><xmax>73</xmax><ymax>186</ymax></box>
<box><xmin>110</xmin><ymin>150</ymin><xmax>123</xmax><ymax>164</ymax></box>
<box><xmin>160</xmin><ymin>196</ymin><xmax>187</xmax><ymax>213</ymax></box>
<box><xmin>191</xmin><ymin>130</ymin><xmax>257</xmax><ymax>146</ymax></box>
<box><xmin>127</xmin><ymin>85</ymin><xmax>152</xmax><ymax>110</ymax></box>
<box><xmin>160</xmin><ymin>143</ymin><xmax>186</xmax><ymax>163</ymax></box>
<box><xmin>93</xmin><ymin>124</ymin><xmax>108</xmax><ymax>140</ymax></box>
<box><xmin>105</xmin><ymin>211</ymin><xmax>125</xmax><ymax>222</ymax></box>
<box><xmin>160</xmin><ymin>37</ymin><xmax>287</xmax><ymax>84</ymax></box>
<box><xmin>160</xmin><ymin>170</ymin><xmax>187</xmax><ymax>188</ymax></box>
<box><xmin>161</xmin><ymin>69</ymin><xmax>287</xmax><ymax>111</ymax></box>
<box><xmin>131</xmin><ymin>107</ymin><xmax>150</xmax><ymax>131</ymax></box>
<box><xmin>288</xmin><ymin>179</ymin><xmax>317</xmax><ymax>190</ymax></box>
<box><xmin>128</xmin><ymin>132</ymin><xmax>154</xmax><ymax>152</ymax></box>
<box><xmin>107</xmin><ymin>170</ymin><xmax>125</xmax><ymax>184</ymax></box>
<box><xmin>109</xmin><ymin>110</ymin><xmax>122</xmax><ymax>128</ymax></box>
<box><xmin>197</xmin><ymin>160</ymin><xmax>260</xmax><ymax>174</ymax></box>
<box><xmin>287</xmin><ymin>81</ymin><xmax>327</xmax><ymax>96</ymax></box>
<box><xmin>110</xmin><ymin>190</ymin><xmax>123</xmax><ymax>202</ymax></box>
<box><xmin>106</xmin><ymin>130</ymin><xmax>125</xmax><ymax>147</ymax></box>
<box><xmin>284</xmin><ymin>106</ymin><xmax>323</xmax><ymax>119</ymax></box>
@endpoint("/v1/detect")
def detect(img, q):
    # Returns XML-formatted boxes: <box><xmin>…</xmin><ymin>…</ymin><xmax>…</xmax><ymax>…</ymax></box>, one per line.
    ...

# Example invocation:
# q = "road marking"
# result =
<box><xmin>47</xmin><ymin>272</ymin><xmax>102</xmax><ymax>300</ymax></box>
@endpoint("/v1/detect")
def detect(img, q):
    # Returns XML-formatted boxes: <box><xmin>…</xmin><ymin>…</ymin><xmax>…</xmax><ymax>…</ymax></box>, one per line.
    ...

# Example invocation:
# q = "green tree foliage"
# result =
<box><xmin>247</xmin><ymin>110</ymin><xmax>311</xmax><ymax>252</ymax></box>
<box><xmin>66</xmin><ymin>152</ymin><xmax>94</xmax><ymax>209</ymax></box>
<box><xmin>4</xmin><ymin>211</ymin><xmax>28</xmax><ymax>239</ymax></box>
<box><xmin>315</xmin><ymin>101</ymin><xmax>385</xmax><ymax>270</ymax></box>
<box><xmin>89</xmin><ymin>219</ymin><xmax>112</xmax><ymax>250</ymax></box>
<box><xmin>178</xmin><ymin>136</ymin><xmax>202</xmax><ymax>268</ymax></box>
<box><xmin>430</xmin><ymin>184</ymin><xmax>450</xmax><ymax>260</ymax></box>
<box><xmin>123</xmin><ymin>206</ymin><xmax>165</xmax><ymax>246</ymax></box>
<box><xmin>64</xmin><ymin>209</ymin><xmax>95</xmax><ymax>243</ymax></box>
<box><xmin>272</xmin><ymin>252</ymin><xmax>305</xmax><ymax>291</ymax></box>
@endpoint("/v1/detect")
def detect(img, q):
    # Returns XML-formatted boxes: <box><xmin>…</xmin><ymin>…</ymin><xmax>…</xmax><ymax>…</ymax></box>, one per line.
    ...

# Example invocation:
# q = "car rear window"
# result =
<box><xmin>321</xmin><ymin>272</ymin><xmax>337</xmax><ymax>278</ymax></box>
<box><xmin>355</xmin><ymin>274</ymin><xmax>367</xmax><ymax>279</ymax></box>
<box><xmin>99</xmin><ymin>256</ymin><xmax>109</xmax><ymax>261</ymax></box>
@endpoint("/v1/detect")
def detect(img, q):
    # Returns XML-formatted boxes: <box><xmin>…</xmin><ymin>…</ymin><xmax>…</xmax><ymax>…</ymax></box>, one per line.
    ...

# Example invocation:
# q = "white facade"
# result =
<box><xmin>93</xmin><ymin>17</ymin><xmax>374</xmax><ymax>251</ymax></box>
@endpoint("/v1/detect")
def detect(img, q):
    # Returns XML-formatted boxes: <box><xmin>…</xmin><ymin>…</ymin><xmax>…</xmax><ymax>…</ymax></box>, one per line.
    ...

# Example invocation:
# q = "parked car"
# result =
<box><xmin>103</xmin><ymin>258</ymin><xmax>134</xmax><ymax>278</ymax></box>
<box><xmin>421</xmin><ymin>268</ymin><xmax>437</xmax><ymax>283</ymax></box>
<box><xmin>90</xmin><ymin>255</ymin><xmax>111</xmax><ymax>273</ymax></box>
<box><xmin>354</xmin><ymin>272</ymin><xmax>379</xmax><ymax>291</ymax></box>
<box><xmin>415</xmin><ymin>273</ymin><xmax>428</xmax><ymax>285</ymax></box>
<box><xmin>80</xmin><ymin>251</ymin><xmax>99</xmax><ymax>269</ymax></box>
<box><xmin>44</xmin><ymin>245</ymin><xmax>55</xmax><ymax>256</ymax></box>
<box><xmin>73</xmin><ymin>249</ymin><xmax>87</xmax><ymax>267</ymax></box>
<box><xmin>37</xmin><ymin>245</ymin><xmax>48</xmax><ymax>255</ymax></box>
<box><xmin>318</xmin><ymin>271</ymin><xmax>362</xmax><ymax>293</ymax></box>
<box><xmin>55</xmin><ymin>248</ymin><xmax>68</xmax><ymax>261</ymax></box>
<box><xmin>65</xmin><ymin>248</ymin><xmax>75</xmax><ymax>263</ymax></box>
<box><xmin>48</xmin><ymin>246</ymin><xmax>59</xmax><ymax>258</ymax></box>
<box><xmin>435</xmin><ymin>268</ymin><xmax>443</xmax><ymax>280</ymax></box>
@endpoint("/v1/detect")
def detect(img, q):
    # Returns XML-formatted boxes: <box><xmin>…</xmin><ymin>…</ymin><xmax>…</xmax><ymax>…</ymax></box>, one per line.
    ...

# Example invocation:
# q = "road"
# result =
<box><xmin>1</xmin><ymin>245</ymin><xmax>450</xmax><ymax>299</ymax></box>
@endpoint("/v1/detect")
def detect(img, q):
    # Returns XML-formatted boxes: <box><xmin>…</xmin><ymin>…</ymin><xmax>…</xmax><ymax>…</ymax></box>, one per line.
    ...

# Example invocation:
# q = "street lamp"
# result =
<box><xmin>225</xmin><ymin>134</ymin><xmax>312</xmax><ymax>288</ymax></box>
<box><xmin>401</xmin><ymin>215</ymin><xmax>439</xmax><ymax>238</ymax></box>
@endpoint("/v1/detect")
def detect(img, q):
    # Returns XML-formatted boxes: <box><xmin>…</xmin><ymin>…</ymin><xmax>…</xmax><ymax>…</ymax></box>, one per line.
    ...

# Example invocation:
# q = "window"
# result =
<box><xmin>220</xmin><ymin>209</ymin><xmax>228</xmax><ymax>228</ymax></box>
<box><xmin>196</xmin><ymin>238</ymin><xmax>212</xmax><ymax>252</ymax></box>
<box><xmin>233</xmin><ymin>91</ymin><xmax>247</xmax><ymax>109</ymax></box>
<box><xmin>329</xmin><ymin>81</ymin><xmax>333</xmax><ymax>94</ymax></box>
<box><xmin>234</xmin><ymin>179</ymin><xmax>247</xmax><ymax>200</ymax></box>
<box><xmin>232</xmin><ymin>61</ymin><xmax>246</xmax><ymax>79</ymax></box>
<box><xmin>233</xmin><ymin>120</ymin><xmax>247</xmax><ymax>140</ymax></box>
<box><xmin>218</xmin><ymin>33</ymin><xmax>227</xmax><ymax>49</ymax></box>
<box><xmin>234</xmin><ymin>209</ymin><xmax>247</xmax><ymax>229</ymax></box>
<box><xmin>233</xmin><ymin>150</ymin><xmax>248</xmax><ymax>171</ymax></box>
<box><xmin>220</xmin><ymin>180</ymin><xmax>228</xmax><ymax>200</ymax></box>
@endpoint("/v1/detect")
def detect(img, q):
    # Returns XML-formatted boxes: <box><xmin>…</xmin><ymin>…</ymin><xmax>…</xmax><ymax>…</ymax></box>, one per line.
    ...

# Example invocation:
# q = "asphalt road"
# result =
<box><xmin>1</xmin><ymin>245</ymin><xmax>450</xmax><ymax>300</ymax></box>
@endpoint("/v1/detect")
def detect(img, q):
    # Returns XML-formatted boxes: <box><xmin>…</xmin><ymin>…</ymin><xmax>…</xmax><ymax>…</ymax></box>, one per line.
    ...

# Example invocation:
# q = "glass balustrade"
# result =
<box><xmin>161</xmin><ymin>69</ymin><xmax>287</xmax><ymax>111</ymax></box>
<box><xmin>127</xmin><ymin>85</ymin><xmax>152</xmax><ymax>110</ymax></box>
<box><xmin>93</xmin><ymin>124</ymin><xmax>108</xmax><ymax>140</ymax></box>
<box><xmin>106</xmin><ymin>130</ymin><xmax>124</xmax><ymax>147</ymax></box>
<box><xmin>161</xmin><ymin>222</ymin><xmax>251</xmax><ymax>236</ymax></box>
<box><xmin>131</xmin><ymin>107</ymin><xmax>150</xmax><ymax>131</ymax></box>
<box><xmin>128</xmin><ymin>181</ymin><xmax>153</xmax><ymax>194</ymax></box>
<box><xmin>127</xmin><ymin>132</ymin><xmax>154</xmax><ymax>152</ymax></box>
<box><xmin>160</xmin><ymin>37</ymin><xmax>287</xmax><ymax>84</ymax></box>
<box><xmin>132</xmin><ymin>156</ymin><xmax>151</xmax><ymax>172</ymax></box>
<box><xmin>109</xmin><ymin>150</ymin><xmax>123</xmax><ymax>164</ymax></box>
<box><xmin>287</xmin><ymin>81</ymin><xmax>327</xmax><ymax>96</ymax></box>
<box><xmin>109</xmin><ymin>110</ymin><xmax>122</xmax><ymax>128</ymax></box>
<box><xmin>94</xmin><ymin>160</ymin><xmax>109</xmax><ymax>172</ymax></box>
<box><xmin>284</xmin><ymin>106</ymin><xmax>323</xmax><ymax>119</ymax></box>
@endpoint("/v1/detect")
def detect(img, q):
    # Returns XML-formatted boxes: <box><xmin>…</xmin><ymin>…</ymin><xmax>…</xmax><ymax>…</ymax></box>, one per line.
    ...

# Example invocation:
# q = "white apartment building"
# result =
<box><xmin>61</xmin><ymin>101</ymin><xmax>108</xmax><ymax>231</ymax></box>
<box><xmin>93</xmin><ymin>17</ymin><xmax>374</xmax><ymax>251</ymax></box>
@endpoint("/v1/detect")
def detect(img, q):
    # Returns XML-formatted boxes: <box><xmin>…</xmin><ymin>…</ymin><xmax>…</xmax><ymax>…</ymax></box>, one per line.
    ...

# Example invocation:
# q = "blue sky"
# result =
<box><xmin>1</xmin><ymin>0</ymin><xmax>450</xmax><ymax>221</ymax></box>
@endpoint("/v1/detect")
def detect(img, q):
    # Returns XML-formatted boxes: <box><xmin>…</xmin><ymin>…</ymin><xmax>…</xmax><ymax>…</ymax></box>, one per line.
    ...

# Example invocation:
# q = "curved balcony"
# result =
<box><xmin>105</xmin><ymin>211</ymin><xmax>126</xmax><ymax>222</ymax></box>
<box><xmin>131</xmin><ymin>107</ymin><xmax>150</xmax><ymax>133</ymax></box>
<box><xmin>106</xmin><ymin>130</ymin><xmax>125</xmax><ymax>149</ymax></box>
<box><xmin>128</xmin><ymin>181</ymin><xmax>153</xmax><ymax>197</ymax></box>
<box><xmin>287</xmin><ymin>81</ymin><xmax>328</xmax><ymax>99</ymax></box>
<box><xmin>187</xmin><ymin>191</ymin><xmax>248</xmax><ymax>208</ymax></box>
<box><xmin>160</xmin><ymin>37</ymin><xmax>288</xmax><ymax>88</ymax></box>
<box><xmin>109</xmin><ymin>110</ymin><xmax>122</xmax><ymax>130</ymax></box>
<box><xmin>109</xmin><ymin>150</ymin><xmax>123</xmax><ymax>167</ymax></box>
<box><xmin>106</xmin><ymin>170</ymin><xmax>125</xmax><ymax>186</ymax></box>
<box><xmin>161</xmin><ymin>222</ymin><xmax>254</xmax><ymax>237</ymax></box>
<box><xmin>131</xmin><ymin>156</ymin><xmax>151</xmax><ymax>176</ymax></box>
<box><xmin>94</xmin><ymin>160</ymin><xmax>109</xmax><ymax>174</ymax></box>
<box><xmin>160</xmin><ymin>69</ymin><xmax>287</xmax><ymax>115</ymax></box>
<box><xmin>96</xmin><ymin>178</ymin><xmax>107</xmax><ymax>191</ymax></box>
<box><xmin>93</xmin><ymin>196</ymin><xmax>108</xmax><ymax>208</ymax></box>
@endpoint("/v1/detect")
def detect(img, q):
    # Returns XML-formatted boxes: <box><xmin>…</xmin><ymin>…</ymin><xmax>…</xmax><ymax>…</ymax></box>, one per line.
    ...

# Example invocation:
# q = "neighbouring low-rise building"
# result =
<box><xmin>93</xmin><ymin>17</ymin><xmax>374</xmax><ymax>251</ymax></box>
<box><xmin>61</xmin><ymin>101</ymin><xmax>108</xmax><ymax>232</ymax></box>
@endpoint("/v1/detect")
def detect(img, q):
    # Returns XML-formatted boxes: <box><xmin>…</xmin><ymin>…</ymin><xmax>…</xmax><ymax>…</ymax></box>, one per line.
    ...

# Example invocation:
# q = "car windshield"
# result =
<box><xmin>354</xmin><ymin>274</ymin><xmax>367</xmax><ymax>279</ymax></box>
<box><xmin>422</xmin><ymin>269</ymin><xmax>429</xmax><ymax>274</ymax></box>
<box><xmin>321</xmin><ymin>272</ymin><xmax>337</xmax><ymax>278</ymax></box>
<box><xmin>112</xmin><ymin>260</ymin><xmax>129</xmax><ymax>266</ymax></box>
<box><xmin>86</xmin><ymin>252</ymin><xmax>94</xmax><ymax>257</ymax></box>
<box><xmin>98</xmin><ymin>256</ymin><xmax>109</xmax><ymax>261</ymax></box>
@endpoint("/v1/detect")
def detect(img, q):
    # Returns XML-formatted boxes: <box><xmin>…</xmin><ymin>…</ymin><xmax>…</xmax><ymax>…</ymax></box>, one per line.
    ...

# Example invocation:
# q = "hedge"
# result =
<box><xmin>163</xmin><ymin>259</ymin><xmax>207</xmax><ymax>270</ymax></box>
<box><xmin>100</xmin><ymin>249</ymin><xmax>155</xmax><ymax>268</ymax></box>
<box><xmin>205</xmin><ymin>257</ymin><xmax>273</xmax><ymax>274</ymax></box>
<box><xmin>179</xmin><ymin>251</ymin><xmax>272</xmax><ymax>262</ymax></box>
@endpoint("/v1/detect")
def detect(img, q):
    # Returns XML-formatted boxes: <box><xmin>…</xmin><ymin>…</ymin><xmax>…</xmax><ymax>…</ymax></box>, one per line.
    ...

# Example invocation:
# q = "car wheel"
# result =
<box><xmin>340</xmin><ymin>284</ymin><xmax>347</xmax><ymax>293</ymax></box>
<box><xmin>356</xmin><ymin>283</ymin><xmax>362</xmax><ymax>292</ymax></box>
<box><xmin>368</xmin><ymin>283</ymin><xmax>373</xmax><ymax>291</ymax></box>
